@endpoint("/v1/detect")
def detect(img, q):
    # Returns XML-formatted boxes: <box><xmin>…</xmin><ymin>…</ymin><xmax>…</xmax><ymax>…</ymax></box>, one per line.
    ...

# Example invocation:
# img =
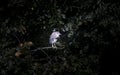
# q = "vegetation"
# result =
<box><xmin>0</xmin><ymin>0</ymin><xmax>119</xmax><ymax>75</ymax></box>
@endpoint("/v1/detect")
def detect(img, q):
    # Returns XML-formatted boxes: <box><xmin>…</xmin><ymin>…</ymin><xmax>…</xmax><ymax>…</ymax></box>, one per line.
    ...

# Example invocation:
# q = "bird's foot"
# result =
<box><xmin>52</xmin><ymin>46</ymin><xmax>57</xmax><ymax>49</ymax></box>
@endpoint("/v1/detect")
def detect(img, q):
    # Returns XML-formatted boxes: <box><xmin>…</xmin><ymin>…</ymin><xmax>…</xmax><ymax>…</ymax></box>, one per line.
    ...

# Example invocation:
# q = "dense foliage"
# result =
<box><xmin>0</xmin><ymin>0</ymin><xmax>120</xmax><ymax>75</ymax></box>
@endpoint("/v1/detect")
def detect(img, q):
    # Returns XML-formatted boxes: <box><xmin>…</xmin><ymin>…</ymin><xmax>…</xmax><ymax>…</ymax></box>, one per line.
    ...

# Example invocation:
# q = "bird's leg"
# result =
<box><xmin>52</xmin><ymin>43</ymin><xmax>57</xmax><ymax>48</ymax></box>
<box><xmin>52</xmin><ymin>43</ymin><xmax>55</xmax><ymax>48</ymax></box>
<box><xmin>52</xmin><ymin>43</ymin><xmax>54</xmax><ymax>48</ymax></box>
<box><xmin>54</xmin><ymin>43</ymin><xmax>57</xmax><ymax>48</ymax></box>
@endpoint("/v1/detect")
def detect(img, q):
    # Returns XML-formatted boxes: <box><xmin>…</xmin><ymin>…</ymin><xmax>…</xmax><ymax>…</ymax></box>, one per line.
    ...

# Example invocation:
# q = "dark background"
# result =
<box><xmin>0</xmin><ymin>0</ymin><xmax>120</xmax><ymax>75</ymax></box>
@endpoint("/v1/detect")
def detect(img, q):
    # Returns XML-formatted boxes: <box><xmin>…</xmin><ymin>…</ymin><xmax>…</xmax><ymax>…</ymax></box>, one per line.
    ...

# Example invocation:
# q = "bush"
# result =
<box><xmin>0</xmin><ymin>0</ymin><xmax>120</xmax><ymax>75</ymax></box>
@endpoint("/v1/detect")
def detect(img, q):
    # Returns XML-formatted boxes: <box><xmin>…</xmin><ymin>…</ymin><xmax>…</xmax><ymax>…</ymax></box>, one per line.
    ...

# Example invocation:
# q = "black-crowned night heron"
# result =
<box><xmin>49</xmin><ymin>29</ymin><xmax>61</xmax><ymax>48</ymax></box>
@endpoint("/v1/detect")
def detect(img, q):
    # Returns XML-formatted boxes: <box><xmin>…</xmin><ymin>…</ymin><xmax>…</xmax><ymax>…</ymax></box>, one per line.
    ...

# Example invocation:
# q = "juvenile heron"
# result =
<box><xmin>49</xmin><ymin>29</ymin><xmax>61</xmax><ymax>48</ymax></box>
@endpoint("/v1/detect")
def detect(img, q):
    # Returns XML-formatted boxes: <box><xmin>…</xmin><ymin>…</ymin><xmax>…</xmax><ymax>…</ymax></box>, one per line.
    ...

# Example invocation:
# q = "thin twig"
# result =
<box><xmin>31</xmin><ymin>47</ymin><xmax>63</xmax><ymax>52</ymax></box>
<box><xmin>31</xmin><ymin>46</ymin><xmax>64</xmax><ymax>61</ymax></box>
<box><xmin>38</xmin><ymin>48</ymin><xmax>52</xmax><ymax>61</ymax></box>
<box><xmin>31</xmin><ymin>47</ymin><xmax>53</xmax><ymax>61</ymax></box>
<box><xmin>13</xmin><ymin>34</ymin><xmax>21</xmax><ymax>44</ymax></box>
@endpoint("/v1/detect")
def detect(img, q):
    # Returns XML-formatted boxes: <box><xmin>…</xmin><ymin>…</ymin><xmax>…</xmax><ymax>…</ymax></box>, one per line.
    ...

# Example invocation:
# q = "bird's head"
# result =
<box><xmin>53</xmin><ymin>28</ymin><xmax>56</xmax><ymax>32</ymax></box>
